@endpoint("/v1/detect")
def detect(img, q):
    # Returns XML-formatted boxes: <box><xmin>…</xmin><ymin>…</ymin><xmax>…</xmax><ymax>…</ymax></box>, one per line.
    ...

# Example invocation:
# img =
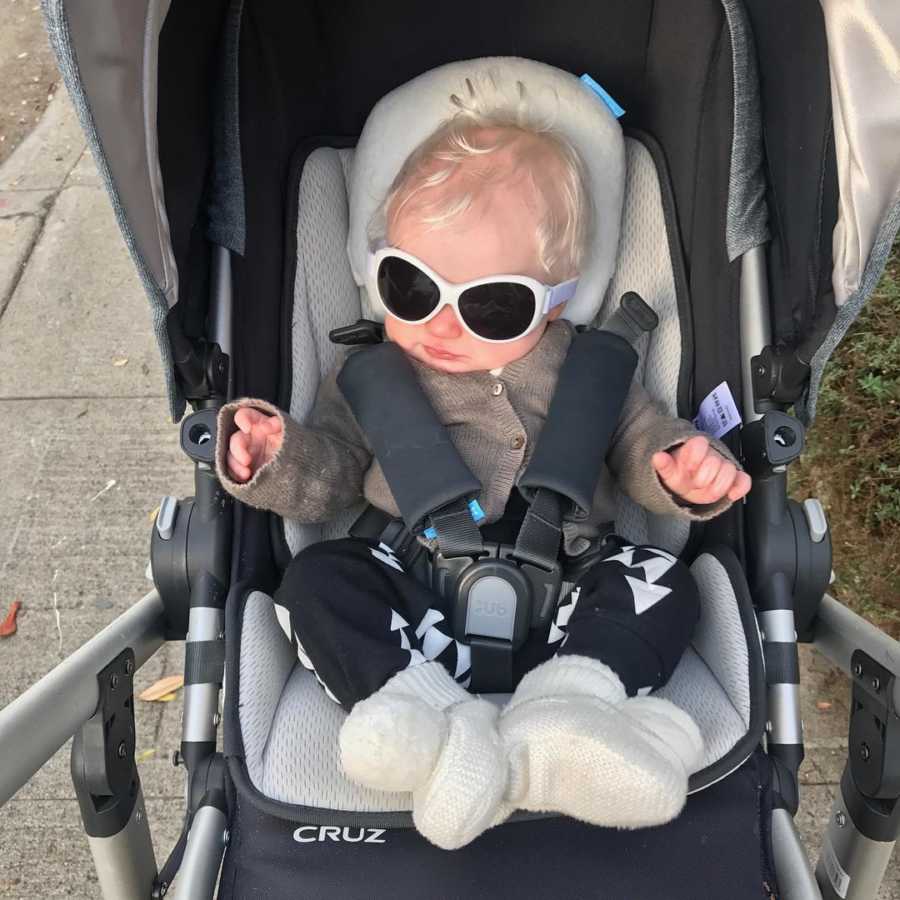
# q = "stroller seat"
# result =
<box><xmin>233</xmin><ymin>99</ymin><xmax>764</xmax><ymax>812</ymax></box>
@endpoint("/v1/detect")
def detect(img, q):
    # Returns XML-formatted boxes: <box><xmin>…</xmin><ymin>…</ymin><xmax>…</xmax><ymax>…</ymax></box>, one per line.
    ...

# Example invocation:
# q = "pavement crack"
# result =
<box><xmin>0</xmin><ymin>197</ymin><xmax>54</xmax><ymax>321</ymax></box>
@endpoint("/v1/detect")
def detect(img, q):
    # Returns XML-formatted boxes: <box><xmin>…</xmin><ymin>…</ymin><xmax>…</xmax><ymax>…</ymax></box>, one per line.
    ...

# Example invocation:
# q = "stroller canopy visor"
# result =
<box><xmin>42</xmin><ymin>0</ymin><xmax>900</xmax><ymax>420</ymax></box>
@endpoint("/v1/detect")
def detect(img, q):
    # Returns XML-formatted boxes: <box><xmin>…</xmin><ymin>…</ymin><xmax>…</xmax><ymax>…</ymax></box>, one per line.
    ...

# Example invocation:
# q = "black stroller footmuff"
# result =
<box><xmin>221</xmin><ymin>749</ymin><xmax>776</xmax><ymax>898</ymax></box>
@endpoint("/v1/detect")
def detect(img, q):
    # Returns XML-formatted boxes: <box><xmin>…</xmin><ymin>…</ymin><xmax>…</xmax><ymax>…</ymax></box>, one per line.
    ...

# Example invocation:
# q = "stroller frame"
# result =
<box><xmin>3</xmin><ymin>0</ymin><xmax>900</xmax><ymax>896</ymax></box>
<box><xmin>1</xmin><ymin>249</ymin><xmax>899</xmax><ymax>900</ymax></box>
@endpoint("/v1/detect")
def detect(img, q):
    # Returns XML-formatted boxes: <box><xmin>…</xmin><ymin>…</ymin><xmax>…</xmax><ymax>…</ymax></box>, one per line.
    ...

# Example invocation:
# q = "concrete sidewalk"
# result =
<box><xmin>0</xmin><ymin>93</ymin><xmax>896</xmax><ymax>899</ymax></box>
<box><xmin>0</xmin><ymin>92</ymin><xmax>189</xmax><ymax>898</ymax></box>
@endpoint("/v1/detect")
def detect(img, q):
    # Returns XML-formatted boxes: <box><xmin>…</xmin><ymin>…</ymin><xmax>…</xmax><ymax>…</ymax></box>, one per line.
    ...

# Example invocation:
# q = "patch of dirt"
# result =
<box><xmin>0</xmin><ymin>0</ymin><xmax>59</xmax><ymax>167</ymax></box>
<box><xmin>791</xmin><ymin>241</ymin><xmax>900</xmax><ymax>639</ymax></box>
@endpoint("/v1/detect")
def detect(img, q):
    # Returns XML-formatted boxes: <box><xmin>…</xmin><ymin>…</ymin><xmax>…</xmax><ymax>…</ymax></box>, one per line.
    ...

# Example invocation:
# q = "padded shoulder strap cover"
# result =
<box><xmin>338</xmin><ymin>343</ymin><xmax>482</xmax><ymax>531</ymax></box>
<box><xmin>518</xmin><ymin>330</ymin><xmax>638</xmax><ymax>514</ymax></box>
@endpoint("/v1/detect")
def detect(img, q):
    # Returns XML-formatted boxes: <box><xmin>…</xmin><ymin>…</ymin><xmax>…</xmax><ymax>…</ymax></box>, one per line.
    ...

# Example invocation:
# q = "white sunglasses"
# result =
<box><xmin>366</xmin><ymin>246</ymin><xmax>578</xmax><ymax>343</ymax></box>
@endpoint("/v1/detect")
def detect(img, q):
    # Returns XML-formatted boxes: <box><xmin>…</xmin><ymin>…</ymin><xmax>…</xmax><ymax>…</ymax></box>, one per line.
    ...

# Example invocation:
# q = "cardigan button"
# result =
<box><xmin>511</xmin><ymin>434</ymin><xmax>526</xmax><ymax>450</ymax></box>
<box><xmin>491</xmin><ymin>382</ymin><xmax>504</xmax><ymax>396</ymax></box>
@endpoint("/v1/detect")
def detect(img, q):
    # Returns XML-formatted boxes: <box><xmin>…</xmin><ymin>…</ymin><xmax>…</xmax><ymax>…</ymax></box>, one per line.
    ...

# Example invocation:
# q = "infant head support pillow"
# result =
<box><xmin>347</xmin><ymin>57</ymin><xmax>626</xmax><ymax>327</ymax></box>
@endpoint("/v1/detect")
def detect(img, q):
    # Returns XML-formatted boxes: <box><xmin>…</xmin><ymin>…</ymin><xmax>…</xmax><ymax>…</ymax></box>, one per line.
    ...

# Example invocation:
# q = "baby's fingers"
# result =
<box><xmin>226</xmin><ymin>451</ymin><xmax>252</xmax><ymax>483</ymax></box>
<box><xmin>261</xmin><ymin>413</ymin><xmax>283</xmax><ymax>436</ymax></box>
<box><xmin>692</xmin><ymin>453</ymin><xmax>722</xmax><ymax>489</ymax></box>
<box><xmin>704</xmin><ymin>460</ymin><xmax>736</xmax><ymax>502</ymax></box>
<box><xmin>679</xmin><ymin>436</ymin><xmax>711</xmax><ymax>473</ymax></box>
<box><xmin>728</xmin><ymin>471</ymin><xmax>752</xmax><ymax>501</ymax></box>
<box><xmin>234</xmin><ymin>405</ymin><xmax>268</xmax><ymax>433</ymax></box>
<box><xmin>229</xmin><ymin>430</ymin><xmax>252</xmax><ymax>466</ymax></box>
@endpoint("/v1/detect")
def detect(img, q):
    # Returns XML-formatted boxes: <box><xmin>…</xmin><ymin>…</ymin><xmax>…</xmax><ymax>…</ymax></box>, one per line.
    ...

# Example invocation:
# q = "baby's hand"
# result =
<box><xmin>652</xmin><ymin>435</ymin><xmax>751</xmax><ymax>506</ymax></box>
<box><xmin>226</xmin><ymin>406</ymin><xmax>284</xmax><ymax>483</ymax></box>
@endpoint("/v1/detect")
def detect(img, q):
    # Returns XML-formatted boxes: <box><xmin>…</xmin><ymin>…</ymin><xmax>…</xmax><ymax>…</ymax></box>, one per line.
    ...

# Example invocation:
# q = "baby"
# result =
<box><xmin>216</xmin><ymin>83</ymin><xmax>751</xmax><ymax>850</ymax></box>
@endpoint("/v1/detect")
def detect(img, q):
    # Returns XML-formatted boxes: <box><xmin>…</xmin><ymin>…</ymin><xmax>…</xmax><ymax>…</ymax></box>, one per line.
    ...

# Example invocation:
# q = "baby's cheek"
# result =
<box><xmin>383</xmin><ymin>315</ymin><xmax>417</xmax><ymax>348</ymax></box>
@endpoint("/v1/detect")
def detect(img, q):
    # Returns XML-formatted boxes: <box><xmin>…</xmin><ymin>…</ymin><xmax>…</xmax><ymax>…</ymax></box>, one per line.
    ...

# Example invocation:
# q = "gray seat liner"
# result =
<box><xmin>238</xmin><ymin>140</ymin><xmax>755</xmax><ymax>811</ymax></box>
<box><xmin>241</xmin><ymin>549</ymin><xmax>751</xmax><ymax>810</ymax></box>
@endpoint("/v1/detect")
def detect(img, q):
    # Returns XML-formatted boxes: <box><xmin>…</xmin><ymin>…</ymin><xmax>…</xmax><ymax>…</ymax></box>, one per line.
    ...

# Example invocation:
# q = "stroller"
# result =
<box><xmin>1</xmin><ymin>0</ymin><xmax>899</xmax><ymax>896</ymax></box>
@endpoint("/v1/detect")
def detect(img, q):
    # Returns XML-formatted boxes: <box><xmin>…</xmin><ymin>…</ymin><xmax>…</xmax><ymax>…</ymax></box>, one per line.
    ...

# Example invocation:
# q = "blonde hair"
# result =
<box><xmin>371</xmin><ymin>75</ymin><xmax>592</xmax><ymax>282</ymax></box>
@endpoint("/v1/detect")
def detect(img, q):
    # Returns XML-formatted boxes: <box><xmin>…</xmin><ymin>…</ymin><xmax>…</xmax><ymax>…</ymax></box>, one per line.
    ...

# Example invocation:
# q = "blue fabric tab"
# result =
<box><xmin>580</xmin><ymin>74</ymin><xmax>625</xmax><ymax>119</ymax></box>
<box><xmin>423</xmin><ymin>499</ymin><xmax>486</xmax><ymax>540</ymax></box>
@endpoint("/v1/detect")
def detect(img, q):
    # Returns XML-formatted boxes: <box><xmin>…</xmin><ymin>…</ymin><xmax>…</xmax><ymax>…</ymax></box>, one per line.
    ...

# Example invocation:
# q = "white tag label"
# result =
<box><xmin>693</xmin><ymin>381</ymin><xmax>741</xmax><ymax>439</ymax></box>
<box><xmin>821</xmin><ymin>839</ymin><xmax>851</xmax><ymax>898</ymax></box>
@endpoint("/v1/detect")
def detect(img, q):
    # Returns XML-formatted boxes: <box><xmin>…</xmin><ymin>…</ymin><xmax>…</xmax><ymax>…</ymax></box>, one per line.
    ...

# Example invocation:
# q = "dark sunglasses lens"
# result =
<box><xmin>377</xmin><ymin>257</ymin><xmax>440</xmax><ymax>321</ymax></box>
<box><xmin>458</xmin><ymin>283</ymin><xmax>537</xmax><ymax>340</ymax></box>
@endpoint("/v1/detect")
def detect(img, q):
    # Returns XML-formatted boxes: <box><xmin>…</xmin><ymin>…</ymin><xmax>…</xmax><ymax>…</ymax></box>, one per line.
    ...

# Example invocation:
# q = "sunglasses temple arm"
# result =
<box><xmin>545</xmin><ymin>278</ymin><xmax>579</xmax><ymax>313</ymax></box>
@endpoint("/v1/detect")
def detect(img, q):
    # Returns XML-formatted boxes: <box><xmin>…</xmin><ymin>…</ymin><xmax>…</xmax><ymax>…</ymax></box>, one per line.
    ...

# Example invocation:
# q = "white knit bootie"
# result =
<box><xmin>340</xmin><ymin>662</ymin><xmax>468</xmax><ymax>792</ymax></box>
<box><xmin>339</xmin><ymin>662</ymin><xmax>507</xmax><ymax>850</ymax></box>
<box><xmin>411</xmin><ymin>698</ymin><xmax>507</xmax><ymax>850</ymax></box>
<box><xmin>500</xmin><ymin>656</ymin><xmax>704</xmax><ymax>829</ymax></box>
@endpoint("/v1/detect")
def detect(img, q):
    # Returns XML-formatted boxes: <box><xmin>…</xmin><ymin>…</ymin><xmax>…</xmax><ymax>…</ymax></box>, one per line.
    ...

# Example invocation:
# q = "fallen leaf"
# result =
<box><xmin>138</xmin><ymin>674</ymin><xmax>184</xmax><ymax>702</ymax></box>
<box><xmin>0</xmin><ymin>601</ymin><xmax>22</xmax><ymax>637</ymax></box>
<box><xmin>148</xmin><ymin>505</ymin><xmax>160</xmax><ymax>523</ymax></box>
<box><xmin>816</xmin><ymin>700</ymin><xmax>832</xmax><ymax>711</ymax></box>
<box><xmin>112</xmin><ymin>357</ymin><xmax>129</xmax><ymax>367</ymax></box>
<box><xmin>135</xmin><ymin>749</ymin><xmax>156</xmax><ymax>763</ymax></box>
<box><xmin>158</xmin><ymin>693</ymin><xmax>178</xmax><ymax>702</ymax></box>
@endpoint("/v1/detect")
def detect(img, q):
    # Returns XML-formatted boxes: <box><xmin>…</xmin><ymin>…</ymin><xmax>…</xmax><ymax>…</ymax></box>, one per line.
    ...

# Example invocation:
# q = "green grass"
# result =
<box><xmin>791</xmin><ymin>239</ymin><xmax>900</xmax><ymax>637</ymax></box>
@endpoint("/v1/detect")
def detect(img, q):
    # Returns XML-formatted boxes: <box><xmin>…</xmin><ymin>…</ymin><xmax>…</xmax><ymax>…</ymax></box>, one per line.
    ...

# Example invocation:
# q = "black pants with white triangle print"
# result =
<box><xmin>274</xmin><ymin>537</ymin><xmax>699</xmax><ymax>711</ymax></box>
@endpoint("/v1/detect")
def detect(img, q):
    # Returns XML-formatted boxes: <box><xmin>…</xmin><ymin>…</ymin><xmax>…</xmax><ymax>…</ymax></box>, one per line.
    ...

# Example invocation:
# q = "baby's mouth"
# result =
<box><xmin>423</xmin><ymin>345</ymin><xmax>464</xmax><ymax>361</ymax></box>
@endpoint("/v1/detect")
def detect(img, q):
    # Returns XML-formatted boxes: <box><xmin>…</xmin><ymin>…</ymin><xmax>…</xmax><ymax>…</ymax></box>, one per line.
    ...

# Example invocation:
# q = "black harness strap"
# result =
<box><xmin>518</xmin><ymin>329</ymin><xmax>640</xmax><ymax>515</ymax></box>
<box><xmin>512</xmin><ymin>487</ymin><xmax>563</xmax><ymax>571</ymax></box>
<box><xmin>338</xmin><ymin>342</ymin><xmax>483</xmax><ymax>532</ymax></box>
<box><xmin>428</xmin><ymin>498</ymin><xmax>485</xmax><ymax>559</ymax></box>
<box><xmin>469</xmin><ymin>638</ymin><xmax>514</xmax><ymax>694</ymax></box>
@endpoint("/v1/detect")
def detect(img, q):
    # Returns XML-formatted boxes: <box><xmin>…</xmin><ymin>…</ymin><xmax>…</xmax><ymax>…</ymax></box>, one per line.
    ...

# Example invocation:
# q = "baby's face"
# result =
<box><xmin>384</xmin><ymin>178</ymin><xmax>564</xmax><ymax>373</ymax></box>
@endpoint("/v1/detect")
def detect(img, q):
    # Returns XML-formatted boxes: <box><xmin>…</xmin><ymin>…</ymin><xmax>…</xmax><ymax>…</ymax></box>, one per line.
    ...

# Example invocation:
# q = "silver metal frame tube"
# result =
<box><xmin>210</xmin><ymin>245</ymin><xmax>233</xmax><ymax>399</ymax></box>
<box><xmin>739</xmin><ymin>246</ymin><xmax>772</xmax><ymax>421</ymax></box>
<box><xmin>171</xmin><ymin>805</ymin><xmax>228</xmax><ymax>900</ymax></box>
<box><xmin>771</xmin><ymin>808</ymin><xmax>822</xmax><ymax>900</ymax></box>
<box><xmin>760</xmin><ymin>609</ymin><xmax>798</xmax><ymax>643</ymax></box>
<box><xmin>767</xmin><ymin>681</ymin><xmax>804</xmax><ymax>745</ymax></box>
<box><xmin>0</xmin><ymin>590</ymin><xmax>166</xmax><ymax>807</ymax></box>
<box><xmin>816</xmin><ymin>791</ymin><xmax>896</xmax><ymax>900</ymax></box>
<box><xmin>86</xmin><ymin>788</ymin><xmax>158</xmax><ymax>900</ymax></box>
<box><xmin>813</xmin><ymin>593</ymin><xmax>900</xmax><ymax>680</ymax></box>
<box><xmin>182</xmin><ymin>606</ymin><xmax>226</xmax><ymax>743</ymax></box>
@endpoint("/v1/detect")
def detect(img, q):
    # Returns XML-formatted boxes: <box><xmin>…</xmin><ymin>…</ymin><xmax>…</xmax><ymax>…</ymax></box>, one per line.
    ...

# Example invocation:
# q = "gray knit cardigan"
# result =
<box><xmin>215</xmin><ymin>321</ymin><xmax>739</xmax><ymax>553</ymax></box>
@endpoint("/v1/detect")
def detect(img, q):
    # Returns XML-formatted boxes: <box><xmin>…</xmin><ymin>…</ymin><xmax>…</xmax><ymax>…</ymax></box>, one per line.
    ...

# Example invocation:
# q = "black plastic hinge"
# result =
<box><xmin>849</xmin><ymin>651</ymin><xmax>900</xmax><ymax>801</ymax></box>
<box><xmin>751</xmin><ymin>343</ymin><xmax>811</xmax><ymax>406</ymax></box>
<box><xmin>70</xmin><ymin>649</ymin><xmax>140</xmax><ymax>838</ymax></box>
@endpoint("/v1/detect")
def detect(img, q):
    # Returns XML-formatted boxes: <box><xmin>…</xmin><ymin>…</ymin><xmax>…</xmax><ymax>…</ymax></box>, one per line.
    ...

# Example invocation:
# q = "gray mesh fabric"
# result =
<box><xmin>239</xmin><ymin>591</ymin><xmax>297</xmax><ymax>781</ymax></box>
<box><xmin>284</xmin><ymin>148</ymin><xmax>364</xmax><ymax>555</ymax></box>
<box><xmin>687</xmin><ymin>553</ymin><xmax>753</xmax><ymax>726</ymax></box>
<box><xmin>241</xmin><ymin>548</ymin><xmax>751</xmax><ymax>808</ymax></box>
<box><xmin>603</xmin><ymin>140</ymin><xmax>689</xmax><ymax>555</ymax></box>
<box><xmin>263</xmin><ymin>668</ymin><xmax>413</xmax><ymax>811</ymax></box>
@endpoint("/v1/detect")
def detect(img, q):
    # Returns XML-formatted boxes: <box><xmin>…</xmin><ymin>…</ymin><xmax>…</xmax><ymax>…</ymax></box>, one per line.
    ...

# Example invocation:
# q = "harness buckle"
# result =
<box><xmin>427</xmin><ymin>543</ymin><xmax>563</xmax><ymax>693</ymax></box>
<box><xmin>499</xmin><ymin>545</ymin><xmax>562</xmax><ymax>631</ymax></box>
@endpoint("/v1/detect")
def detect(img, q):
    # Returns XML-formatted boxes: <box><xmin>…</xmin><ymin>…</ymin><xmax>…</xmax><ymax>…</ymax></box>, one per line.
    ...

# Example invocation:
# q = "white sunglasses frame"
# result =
<box><xmin>366</xmin><ymin>246</ymin><xmax>579</xmax><ymax>344</ymax></box>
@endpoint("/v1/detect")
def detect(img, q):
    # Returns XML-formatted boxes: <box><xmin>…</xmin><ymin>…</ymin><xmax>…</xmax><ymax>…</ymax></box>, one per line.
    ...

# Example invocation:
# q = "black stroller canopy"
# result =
<box><xmin>44</xmin><ymin>0</ymin><xmax>900</xmax><ymax>421</ymax></box>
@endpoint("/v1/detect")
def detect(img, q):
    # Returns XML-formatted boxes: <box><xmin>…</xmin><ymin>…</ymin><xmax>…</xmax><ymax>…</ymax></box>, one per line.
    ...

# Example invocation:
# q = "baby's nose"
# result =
<box><xmin>426</xmin><ymin>304</ymin><xmax>464</xmax><ymax>338</ymax></box>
